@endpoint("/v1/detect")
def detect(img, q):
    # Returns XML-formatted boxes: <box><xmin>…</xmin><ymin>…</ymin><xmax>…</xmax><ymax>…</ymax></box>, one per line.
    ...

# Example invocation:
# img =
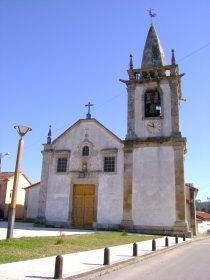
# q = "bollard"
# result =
<box><xmin>54</xmin><ymin>255</ymin><xmax>63</xmax><ymax>279</ymax></box>
<box><xmin>165</xmin><ymin>237</ymin><xmax>169</xmax><ymax>247</ymax></box>
<box><xmin>104</xmin><ymin>247</ymin><xmax>110</xmax><ymax>265</ymax></box>
<box><xmin>133</xmin><ymin>242</ymin><xmax>138</xmax><ymax>256</ymax></box>
<box><xmin>175</xmin><ymin>235</ymin><xmax>178</xmax><ymax>244</ymax></box>
<box><xmin>152</xmin><ymin>239</ymin><xmax>156</xmax><ymax>251</ymax></box>
<box><xmin>182</xmin><ymin>234</ymin><xmax>186</xmax><ymax>241</ymax></box>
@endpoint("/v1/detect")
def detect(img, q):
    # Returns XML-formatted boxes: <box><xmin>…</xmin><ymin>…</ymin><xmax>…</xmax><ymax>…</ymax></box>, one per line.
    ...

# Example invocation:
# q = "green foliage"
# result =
<box><xmin>196</xmin><ymin>200</ymin><xmax>210</xmax><ymax>213</ymax></box>
<box><xmin>55</xmin><ymin>239</ymin><xmax>64</xmax><ymax>245</ymax></box>
<box><xmin>0</xmin><ymin>232</ymin><xmax>159</xmax><ymax>264</ymax></box>
<box><xmin>121</xmin><ymin>231</ymin><xmax>128</xmax><ymax>236</ymax></box>
<box><xmin>55</xmin><ymin>230</ymin><xmax>65</xmax><ymax>245</ymax></box>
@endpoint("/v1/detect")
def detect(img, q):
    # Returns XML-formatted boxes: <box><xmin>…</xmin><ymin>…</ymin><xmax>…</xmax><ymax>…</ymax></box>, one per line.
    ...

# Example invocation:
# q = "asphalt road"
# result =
<box><xmin>94</xmin><ymin>237</ymin><xmax>210</xmax><ymax>280</ymax></box>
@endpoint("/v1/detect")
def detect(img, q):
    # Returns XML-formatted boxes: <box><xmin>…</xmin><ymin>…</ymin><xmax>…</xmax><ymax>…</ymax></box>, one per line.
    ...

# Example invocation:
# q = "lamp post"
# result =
<box><xmin>6</xmin><ymin>125</ymin><xmax>32</xmax><ymax>239</ymax></box>
<box><xmin>0</xmin><ymin>152</ymin><xmax>10</xmax><ymax>172</ymax></box>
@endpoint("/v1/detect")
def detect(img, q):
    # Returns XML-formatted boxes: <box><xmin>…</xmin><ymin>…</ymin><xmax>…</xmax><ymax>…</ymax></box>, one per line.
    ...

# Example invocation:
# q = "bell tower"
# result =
<box><xmin>121</xmin><ymin>24</ymin><xmax>190</xmax><ymax>236</ymax></box>
<box><xmin>123</xmin><ymin>24</ymin><xmax>182</xmax><ymax>140</ymax></box>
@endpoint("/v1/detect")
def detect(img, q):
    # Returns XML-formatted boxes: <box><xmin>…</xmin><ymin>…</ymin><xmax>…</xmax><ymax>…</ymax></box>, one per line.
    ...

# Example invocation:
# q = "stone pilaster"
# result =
<box><xmin>126</xmin><ymin>84</ymin><xmax>137</xmax><ymax>140</ymax></box>
<box><xmin>36</xmin><ymin>147</ymin><xmax>53</xmax><ymax>223</ymax></box>
<box><xmin>170</xmin><ymin>80</ymin><xmax>181</xmax><ymax>137</ymax></box>
<box><xmin>173</xmin><ymin>140</ymin><xmax>189</xmax><ymax>232</ymax></box>
<box><xmin>190</xmin><ymin>186</ymin><xmax>197</xmax><ymax>235</ymax></box>
<box><xmin>121</xmin><ymin>144</ymin><xmax>133</xmax><ymax>228</ymax></box>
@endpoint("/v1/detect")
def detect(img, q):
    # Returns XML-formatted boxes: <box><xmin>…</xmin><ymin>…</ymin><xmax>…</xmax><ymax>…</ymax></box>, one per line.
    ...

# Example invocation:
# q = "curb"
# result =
<box><xmin>64</xmin><ymin>235</ymin><xmax>210</xmax><ymax>280</ymax></box>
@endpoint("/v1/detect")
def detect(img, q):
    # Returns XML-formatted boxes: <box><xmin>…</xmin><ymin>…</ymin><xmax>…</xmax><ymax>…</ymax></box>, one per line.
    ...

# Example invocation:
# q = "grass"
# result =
<box><xmin>0</xmin><ymin>232</ymin><xmax>159</xmax><ymax>264</ymax></box>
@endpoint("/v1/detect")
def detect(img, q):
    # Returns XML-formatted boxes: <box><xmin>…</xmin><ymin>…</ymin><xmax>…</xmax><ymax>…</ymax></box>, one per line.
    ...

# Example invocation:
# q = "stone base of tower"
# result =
<box><xmin>120</xmin><ymin>219</ymin><xmax>134</xmax><ymax>231</ymax></box>
<box><xmin>173</xmin><ymin>220</ymin><xmax>192</xmax><ymax>237</ymax></box>
<box><xmin>119</xmin><ymin>221</ymin><xmax>192</xmax><ymax>237</ymax></box>
<box><xmin>34</xmin><ymin>216</ymin><xmax>46</xmax><ymax>225</ymax></box>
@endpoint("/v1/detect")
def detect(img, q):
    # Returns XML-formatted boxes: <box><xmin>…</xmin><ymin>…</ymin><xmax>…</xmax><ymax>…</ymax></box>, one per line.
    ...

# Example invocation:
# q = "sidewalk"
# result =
<box><xmin>0</xmin><ymin>222</ymin><xmax>191</xmax><ymax>280</ymax></box>
<box><xmin>0</xmin><ymin>222</ymin><xmax>95</xmax><ymax>239</ymax></box>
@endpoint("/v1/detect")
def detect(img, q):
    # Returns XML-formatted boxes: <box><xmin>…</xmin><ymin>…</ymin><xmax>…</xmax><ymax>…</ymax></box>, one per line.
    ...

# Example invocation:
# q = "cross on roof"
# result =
<box><xmin>85</xmin><ymin>102</ymin><xmax>94</xmax><ymax>119</ymax></box>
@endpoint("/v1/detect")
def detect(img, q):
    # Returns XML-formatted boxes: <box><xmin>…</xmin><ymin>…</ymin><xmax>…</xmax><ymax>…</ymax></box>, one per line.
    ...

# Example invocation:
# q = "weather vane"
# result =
<box><xmin>148</xmin><ymin>8</ymin><xmax>157</xmax><ymax>24</ymax></box>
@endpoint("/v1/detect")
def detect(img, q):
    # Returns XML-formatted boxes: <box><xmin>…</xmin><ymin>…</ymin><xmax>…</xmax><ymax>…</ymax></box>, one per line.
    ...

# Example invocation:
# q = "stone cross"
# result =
<box><xmin>85</xmin><ymin>102</ymin><xmax>94</xmax><ymax>119</ymax></box>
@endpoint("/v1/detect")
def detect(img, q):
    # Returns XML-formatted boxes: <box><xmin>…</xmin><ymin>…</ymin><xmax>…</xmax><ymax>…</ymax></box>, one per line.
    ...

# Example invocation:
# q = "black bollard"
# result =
<box><xmin>182</xmin><ymin>234</ymin><xmax>186</xmax><ymax>241</ymax></box>
<box><xmin>152</xmin><ymin>239</ymin><xmax>156</xmax><ymax>251</ymax></box>
<box><xmin>133</xmin><ymin>242</ymin><xmax>138</xmax><ymax>256</ymax></box>
<box><xmin>175</xmin><ymin>235</ymin><xmax>178</xmax><ymax>244</ymax></box>
<box><xmin>165</xmin><ymin>237</ymin><xmax>169</xmax><ymax>247</ymax></box>
<box><xmin>54</xmin><ymin>255</ymin><xmax>63</xmax><ymax>279</ymax></box>
<box><xmin>104</xmin><ymin>247</ymin><xmax>110</xmax><ymax>265</ymax></box>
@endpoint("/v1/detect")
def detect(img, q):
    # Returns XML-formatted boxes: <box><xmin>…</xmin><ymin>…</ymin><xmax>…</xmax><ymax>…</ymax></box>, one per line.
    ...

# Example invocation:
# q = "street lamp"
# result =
<box><xmin>6</xmin><ymin>125</ymin><xmax>32</xmax><ymax>239</ymax></box>
<box><xmin>0</xmin><ymin>152</ymin><xmax>10</xmax><ymax>172</ymax></box>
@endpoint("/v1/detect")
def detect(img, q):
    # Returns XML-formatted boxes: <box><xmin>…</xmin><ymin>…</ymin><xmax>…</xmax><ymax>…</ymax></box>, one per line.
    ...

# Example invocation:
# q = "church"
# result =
<box><xmin>36</xmin><ymin>24</ymin><xmax>193</xmax><ymax>236</ymax></box>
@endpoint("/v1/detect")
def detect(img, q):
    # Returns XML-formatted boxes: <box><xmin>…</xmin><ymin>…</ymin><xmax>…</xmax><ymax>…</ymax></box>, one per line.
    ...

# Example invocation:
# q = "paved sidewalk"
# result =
<box><xmin>0</xmin><ymin>222</ymin><xmax>94</xmax><ymax>239</ymax></box>
<box><xmin>0</xmin><ymin>222</ymin><xmax>190</xmax><ymax>280</ymax></box>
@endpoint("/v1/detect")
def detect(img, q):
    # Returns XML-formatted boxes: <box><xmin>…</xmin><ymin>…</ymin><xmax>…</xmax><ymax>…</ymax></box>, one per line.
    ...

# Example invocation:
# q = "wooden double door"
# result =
<box><xmin>72</xmin><ymin>184</ymin><xmax>95</xmax><ymax>228</ymax></box>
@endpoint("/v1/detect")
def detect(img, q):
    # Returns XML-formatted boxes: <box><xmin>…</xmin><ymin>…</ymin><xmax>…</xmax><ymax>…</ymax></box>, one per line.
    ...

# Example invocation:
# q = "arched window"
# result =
<box><xmin>82</xmin><ymin>146</ymin><xmax>89</xmax><ymax>156</ymax></box>
<box><xmin>144</xmin><ymin>90</ymin><xmax>161</xmax><ymax>117</ymax></box>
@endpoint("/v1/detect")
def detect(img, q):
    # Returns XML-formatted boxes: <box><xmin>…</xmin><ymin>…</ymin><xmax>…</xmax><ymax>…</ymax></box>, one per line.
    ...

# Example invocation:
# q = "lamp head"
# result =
<box><xmin>14</xmin><ymin>125</ymin><xmax>32</xmax><ymax>138</ymax></box>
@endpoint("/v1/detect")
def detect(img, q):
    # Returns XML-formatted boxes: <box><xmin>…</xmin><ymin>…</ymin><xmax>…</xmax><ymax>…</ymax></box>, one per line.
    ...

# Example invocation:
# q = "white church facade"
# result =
<box><xmin>36</xmin><ymin>24</ymin><xmax>192</xmax><ymax>236</ymax></box>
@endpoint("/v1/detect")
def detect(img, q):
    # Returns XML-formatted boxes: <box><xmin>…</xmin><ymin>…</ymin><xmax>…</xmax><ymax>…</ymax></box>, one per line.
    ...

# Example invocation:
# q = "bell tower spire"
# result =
<box><xmin>120</xmin><ymin>23</ymin><xmax>183</xmax><ymax>140</ymax></box>
<box><xmin>141</xmin><ymin>24</ymin><xmax>167</xmax><ymax>68</ymax></box>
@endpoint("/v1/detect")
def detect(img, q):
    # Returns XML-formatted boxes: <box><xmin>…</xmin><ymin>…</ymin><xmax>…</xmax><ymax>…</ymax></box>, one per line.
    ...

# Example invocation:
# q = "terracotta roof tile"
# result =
<box><xmin>196</xmin><ymin>217</ymin><xmax>203</xmax><ymax>222</ymax></box>
<box><xmin>196</xmin><ymin>211</ymin><xmax>210</xmax><ymax>221</ymax></box>
<box><xmin>0</xmin><ymin>172</ymin><xmax>15</xmax><ymax>181</ymax></box>
<box><xmin>0</xmin><ymin>172</ymin><xmax>33</xmax><ymax>185</ymax></box>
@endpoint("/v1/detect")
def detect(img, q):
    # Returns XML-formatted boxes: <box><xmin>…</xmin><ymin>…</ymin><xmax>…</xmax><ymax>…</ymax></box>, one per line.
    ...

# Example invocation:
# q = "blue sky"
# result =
<box><xmin>0</xmin><ymin>1</ymin><xmax>209</xmax><ymax>201</ymax></box>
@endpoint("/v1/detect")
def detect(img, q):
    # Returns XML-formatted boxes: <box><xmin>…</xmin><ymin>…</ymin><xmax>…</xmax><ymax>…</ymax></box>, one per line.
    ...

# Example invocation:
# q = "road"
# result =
<box><xmin>95</xmin><ymin>237</ymin><xmax>210</xmax><ymax>280</ymax></box>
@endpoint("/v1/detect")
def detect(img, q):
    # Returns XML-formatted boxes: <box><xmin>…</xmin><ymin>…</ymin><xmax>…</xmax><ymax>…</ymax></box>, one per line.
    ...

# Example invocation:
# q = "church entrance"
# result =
<box><xmin>72</xmin><ymin>184</ymin><xmax>95</xmax><ymax>228</ymax></box>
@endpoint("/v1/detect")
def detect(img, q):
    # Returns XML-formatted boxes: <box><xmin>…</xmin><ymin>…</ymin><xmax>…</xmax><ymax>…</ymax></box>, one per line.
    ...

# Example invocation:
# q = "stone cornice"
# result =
<box><xmin>42</xmin><ymin>148</ymin><xmax>71</xmax><ymax>154</ymax></box>
<box><xmin>119</xmin><ymin>63</ymin><xmax>183</xmax><ymax>86</ymax></box>
<box><xmin>123</xmin><ymin>136</ymin><xmax>186</xmax><ymax>147</ymax></box>
<box><xmin>54</xmin><ymin>149</ymin><xmax>71</xmax><ymax>154</ymax></box>
<box><xmin>69</xmin><ymin>170</ymin><xmax>101</xmax><ymax>173</ymax></box>
<box><xmin>120</xmin><ymin>75</ymin><xmax>180</xmax><ymax>86</ymax></box>
<box><xmin>101</xmin><ymin>148</ymin><xmax>118</xmax><ymax>154</ymax></box>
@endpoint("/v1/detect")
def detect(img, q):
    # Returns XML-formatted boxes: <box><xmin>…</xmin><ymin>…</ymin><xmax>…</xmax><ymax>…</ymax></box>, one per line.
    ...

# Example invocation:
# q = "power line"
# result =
<box><xmin>178</xmin><ymin>42</ymin><xmax>210</xmax><ymax>62</ymax></box>
<box><xmin>25</xmin><ymin>91</ymin><xmax>124</xmax><ymax>151</ymax></box>
<box><xmin>92</xmin><ymin>92</ymin><xmax>123</xmax><ymax>112</ymax></box>
<box><xmin>25</xmin><ymin>42</ymin><xmax>210</xmax><ymax>150</ymax></box>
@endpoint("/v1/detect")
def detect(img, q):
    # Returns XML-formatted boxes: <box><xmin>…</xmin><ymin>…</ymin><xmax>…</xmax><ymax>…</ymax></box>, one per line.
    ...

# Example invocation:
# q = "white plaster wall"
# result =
<box><xmin>132</xmin><ymin>146</ymin><xmax>176</xmax><ymax>226</ymax></box>
<box><xmin>97</xmin><ymin>149</ymin><xmax>124</xmax><ymax>224</ymax></box>
<box><xmin>134</xmin><ymin>81</ymin><xmax>172</xmax><ymax>138</ymax></box>
<box><xmin>45</xmin><ymin>174</ymin><xmax>70</xmax><ymax>222</ymax></box>
<box><xmin>197</xmin><ymin>221</ymin><xmax>210</xmax><ymax>233</ymax></box>
<box><xmin>25</xmin><ymin>185</ymin><xmax>40</xmax><ymax>219</ymax></box>
<box><xmin>54</xmin><ymin>121</ymin><xmax>123</xmax><ymax>172</ymax></box>
<box><xmin>5</xmin><ymin>175</ymin><xmax>29</xmax><ymax>205</ymax></box>
<box><xmin>44</xmin><ymin>120</ymin><xmax>124</xmax><ymax>224</ymax></box>
<box><xmin>5</xmin><ymin>178</ymin><xmax>14</xmax><ymax>204</ymax></box>
<box><xmin>5</xmin><ymin>175</ymin><xmax>30</xmax><ymax>219</ymax></box>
